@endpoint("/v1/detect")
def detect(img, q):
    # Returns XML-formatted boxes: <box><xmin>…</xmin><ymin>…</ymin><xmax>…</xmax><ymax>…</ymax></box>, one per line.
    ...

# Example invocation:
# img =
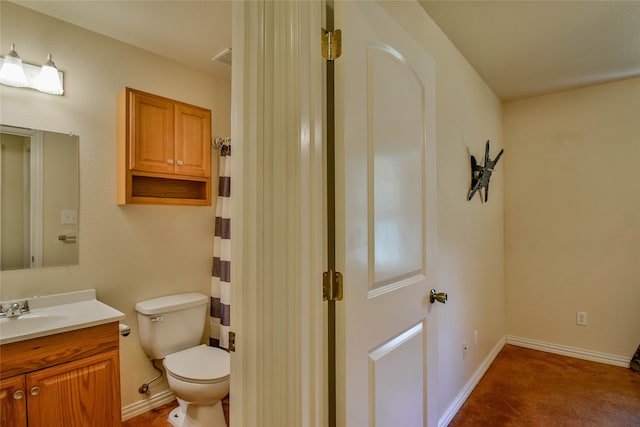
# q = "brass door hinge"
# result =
<box><xmin>323</xmin><ymin>270</ymin><xmax>343</xmax><ymax>301</ymax></box>
<box><xmin>228</xmin><ymin>331</ymin><xmax>236</xmax><ymax>352</ymax></box>
<box><xmin>322</xmin><ymin>29</ymin><xmax>342</xmax><ymax>61</ymax></box>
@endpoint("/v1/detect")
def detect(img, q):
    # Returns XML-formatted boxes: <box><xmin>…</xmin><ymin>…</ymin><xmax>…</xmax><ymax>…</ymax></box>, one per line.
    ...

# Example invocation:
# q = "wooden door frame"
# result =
<box><xmin>231</xmin><ymin>2</ymin><xmax>326</xmax><ymax>426</ymax></box>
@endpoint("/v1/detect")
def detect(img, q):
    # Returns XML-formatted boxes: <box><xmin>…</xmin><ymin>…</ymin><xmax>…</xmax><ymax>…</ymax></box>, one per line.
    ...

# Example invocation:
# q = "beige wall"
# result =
<box><xmin>0</xmin><ymin>2</ymin><xmax>231</xmax><ymax>409</ymax></box>
<box><xmin>381</xmin><ymin>1</ymin><xmax>505</xmax><ymax>418</ymax></box>
<box><xmin>504</xmin><ymin>77</ymin><xmax>640</xmax><ymax>358</ymax></box>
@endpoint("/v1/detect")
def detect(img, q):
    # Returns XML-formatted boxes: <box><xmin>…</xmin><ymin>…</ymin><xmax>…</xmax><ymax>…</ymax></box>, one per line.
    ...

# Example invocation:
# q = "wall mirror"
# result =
<box><xmin>0</xmin><ymin>125</ymin><xmax>79</xmax><ymax>271</ymax></box>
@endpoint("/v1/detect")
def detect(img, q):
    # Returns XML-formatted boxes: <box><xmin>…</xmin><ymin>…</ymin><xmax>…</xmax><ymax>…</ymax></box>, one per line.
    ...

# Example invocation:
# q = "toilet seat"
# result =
<box><xmin>164</xmin><ymin>344</ymin><xmax>230</xmax><ymax>384</ymax></box>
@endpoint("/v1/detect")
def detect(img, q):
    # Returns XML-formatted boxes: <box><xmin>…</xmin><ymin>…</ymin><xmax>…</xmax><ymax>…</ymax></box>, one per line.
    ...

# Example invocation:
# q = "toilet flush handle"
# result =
<box><xmin>150</xmin><ymin>315</ymin><xmax>164</xmax><ymax>322</ymax></box>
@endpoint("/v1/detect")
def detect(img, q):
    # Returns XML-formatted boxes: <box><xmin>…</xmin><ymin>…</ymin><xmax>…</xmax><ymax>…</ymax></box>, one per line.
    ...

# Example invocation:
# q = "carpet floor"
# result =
<box><xmin>449</xmin><ymin>344</ymin><xmax>640</xmax><ymax>427</ymax></box>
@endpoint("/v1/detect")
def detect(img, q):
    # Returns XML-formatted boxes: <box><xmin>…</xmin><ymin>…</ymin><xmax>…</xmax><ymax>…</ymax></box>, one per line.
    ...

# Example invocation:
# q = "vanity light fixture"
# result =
<box><xmin>0</xmin><ymin>44</ymin><xmax>64</xmax><ymax>95</ymax></box>
<box><xmin>0</xmin><ymin>43</ymin><xmax>27</xmax><ymax>87</ymax></box>
<box><xmin>34</xmin><ymin>53</ymin><xmax>64</xmax><ymax>95</ymax></box>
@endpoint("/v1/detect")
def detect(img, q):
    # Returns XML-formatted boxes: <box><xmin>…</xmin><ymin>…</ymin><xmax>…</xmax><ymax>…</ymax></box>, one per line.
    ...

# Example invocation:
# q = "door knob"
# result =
<box><xmin>429</xmin><ymin>289</ymin><xmax>447</xmax><ymax>304</ymax></box>
<box><xmin>30</xmin><ymin>386</ymin><xmax>40</xmax><ymax>396</ymax></box>
<box><xmin>13</xmin><ymin>389</ymin><xmax>24</xmax><ymax>400</ymax></box>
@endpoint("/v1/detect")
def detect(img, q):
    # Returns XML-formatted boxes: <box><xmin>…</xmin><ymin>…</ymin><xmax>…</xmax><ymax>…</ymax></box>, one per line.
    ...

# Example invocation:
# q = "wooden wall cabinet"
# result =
<box><xmin>117</xmin><ymin>87</ymin><xmax>212</xmax><ymax>205</ymax></box>
<box><xmin>0</xmin><ymin>323</ymin><xmax>122</xmax><ymax>427</ymax></box>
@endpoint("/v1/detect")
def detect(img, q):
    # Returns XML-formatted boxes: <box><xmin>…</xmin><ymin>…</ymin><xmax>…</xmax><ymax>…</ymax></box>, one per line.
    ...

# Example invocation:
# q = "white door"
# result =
<box><xmin>335</xmin><ymin>2</ymin><xmax>439</xmax><ymax>427</ymax></box>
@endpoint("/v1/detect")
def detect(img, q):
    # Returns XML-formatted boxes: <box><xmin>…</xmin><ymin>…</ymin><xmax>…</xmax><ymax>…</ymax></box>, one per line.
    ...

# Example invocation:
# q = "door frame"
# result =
<box><xmin>0</xmin><ymin>125</ymin><xmax>43</xmax><ymax>269</ymax></box>
<box><xmin>231</xmin><ymin>2</ymin><xmax>438</xmax><ymax>426</ymax></box>
<box><xmin>230</xmin><ymin>2</ymin><xmax>326</xmax><ymax>426</ymax></box>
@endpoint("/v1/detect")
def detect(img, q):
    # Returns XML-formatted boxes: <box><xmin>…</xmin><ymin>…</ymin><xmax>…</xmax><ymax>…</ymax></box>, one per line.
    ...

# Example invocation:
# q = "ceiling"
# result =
<box><xmin>12</xmin><ymin>0</ymin><xmax>233</xmax><ymax>77</ymax></box>
<box><xmin>11</xmin><ymin>1</ymin><xmax>640</xmax><ymax>101</ymax></box>
<box><xmin>420</xmin><ymin>0</ymin><xmax>640</xmax><ymax>101</ymax></box>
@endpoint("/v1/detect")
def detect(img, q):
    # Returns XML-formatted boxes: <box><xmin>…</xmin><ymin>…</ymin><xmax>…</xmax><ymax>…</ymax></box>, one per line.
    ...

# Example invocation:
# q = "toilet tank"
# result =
<box><xmin>135</xmin><ymin>293</ymin><xmax>209</xmax><ymax>360</ymax></box>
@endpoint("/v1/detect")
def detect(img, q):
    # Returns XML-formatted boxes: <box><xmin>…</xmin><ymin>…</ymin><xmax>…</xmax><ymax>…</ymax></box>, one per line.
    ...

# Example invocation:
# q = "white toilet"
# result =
<box><xmin>135</xmin><ymin>293</ymin><xmax>230</xmax><ymax>427</ymax></box>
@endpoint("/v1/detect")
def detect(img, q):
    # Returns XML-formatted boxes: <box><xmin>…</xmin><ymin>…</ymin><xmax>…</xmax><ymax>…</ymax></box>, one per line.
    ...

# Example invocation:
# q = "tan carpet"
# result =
<box><xmin>449</xmin><ymin>344</ymin><xmax>640</xmax><ymax>426</ymax></box>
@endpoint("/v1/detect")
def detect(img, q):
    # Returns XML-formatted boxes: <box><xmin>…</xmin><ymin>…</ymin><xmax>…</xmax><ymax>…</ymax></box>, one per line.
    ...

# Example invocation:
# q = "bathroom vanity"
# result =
<box><xmin>0</xmin><ymin>290</ymin><xmax>124</xmax><ymax>427</ymax></box>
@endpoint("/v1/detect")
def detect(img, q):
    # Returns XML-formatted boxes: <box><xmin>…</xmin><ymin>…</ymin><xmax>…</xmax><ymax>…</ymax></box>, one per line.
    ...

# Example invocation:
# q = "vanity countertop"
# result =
<box><xmin>0</xmin><ymin>289</ymin><xmax>124</xmax><ymax>345</ymax></box>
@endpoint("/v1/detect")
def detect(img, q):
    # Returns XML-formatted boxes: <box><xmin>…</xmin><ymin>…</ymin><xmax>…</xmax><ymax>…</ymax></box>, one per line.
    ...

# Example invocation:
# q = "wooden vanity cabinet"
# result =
<box><xmin>117</xmin><ymin>87</ymin><xmax>212</xmax><ymax>205</ymax></box>
<box><xmin>0</xmin><ymin>375</ymin><xmax>26</xmax><ymax>427</ymax></box>
<box><xmin>0</xmin><ymin>323</ymin><xmax>122</xmax><ymax>427</ymax></box>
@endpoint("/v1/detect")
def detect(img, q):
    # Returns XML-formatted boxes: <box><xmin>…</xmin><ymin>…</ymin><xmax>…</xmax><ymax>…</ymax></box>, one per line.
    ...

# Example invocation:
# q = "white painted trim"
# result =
<box><xmin>438</xmin><ymin>337</ymin><xmax>505</xmax><ymax>427</ymax></box>
<box><xmin>229</xmin><ymin>2</ymin><xmax>247</xmax><ymax>426</ymax></box>
<box><xmin>30</xmin><ymin>130</ymin><xmax>43</xmax><ymax>268</ymax></box>
<box><xmin>232</xmin><ymin>2</ymin><xmax>325</xmax><ymax>427</ymax></box>
<box><xmin>505</xmin><ymin>335</ymin><xmax>631</xmax><ymax>368</ymax></box>
<box><xmin>120</xmin><ymin>389</ymin><xmax>175</xmax><ymax>421</ymax></box>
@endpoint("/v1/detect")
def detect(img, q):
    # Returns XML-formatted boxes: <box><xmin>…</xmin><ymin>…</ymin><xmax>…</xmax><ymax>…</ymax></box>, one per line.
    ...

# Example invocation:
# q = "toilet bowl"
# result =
<box><xmin>134</xmin><ymin>293</ymin><xmax>230</xmax><ymax>427</ymax></box>
<box><xmin>163</xmin><ymin>345</ymin><xmax>230</xmax><ymax>427</ymax></box>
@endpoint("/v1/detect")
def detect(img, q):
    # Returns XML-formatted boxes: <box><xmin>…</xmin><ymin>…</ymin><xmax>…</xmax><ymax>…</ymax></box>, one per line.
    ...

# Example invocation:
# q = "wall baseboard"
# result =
<box><xmin>121</xmin><ymin>389</ymin><xmax>176</xmax><ymax>421</ymax></box>
<box><xmin>438</xmin><ymin>336</ymin><xmax>506</xmax><ymax>427</ymax></box>
<box><xmin>505</xmin><ymin>335</ymin><xmax>631</xmax><ymax>368</ymax></box>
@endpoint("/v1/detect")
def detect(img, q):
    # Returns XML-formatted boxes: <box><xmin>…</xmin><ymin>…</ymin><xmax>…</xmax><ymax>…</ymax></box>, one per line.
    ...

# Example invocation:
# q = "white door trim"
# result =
<box><xmin>231</xmin><ymin>2</ymin><xmax>326</xmax><ymax>426</ymax></box>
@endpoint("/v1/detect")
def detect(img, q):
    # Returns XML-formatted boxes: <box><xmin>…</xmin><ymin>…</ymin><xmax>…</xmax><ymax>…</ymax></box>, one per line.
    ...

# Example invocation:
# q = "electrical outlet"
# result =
<box><xmin>474</xmin><ymin>330</ymin><xmax>478</xmax><ymax>348</ymax></box>
<box><xmin>576</xmin><ymin>311</ymin><xmax>587</xmax><ymax>326</ymax></box>
<box><xmin>462</xmin><ymin>342</ymin><xmax>468</xmax><ymax>360</ymax></box>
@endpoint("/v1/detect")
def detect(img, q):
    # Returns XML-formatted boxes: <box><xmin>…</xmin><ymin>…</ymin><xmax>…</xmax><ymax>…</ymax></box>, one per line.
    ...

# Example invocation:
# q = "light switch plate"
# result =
<box><xmin>61</xmin><ymin>209</ymin><xmax>77</xmax><ymax>225</ymax></box>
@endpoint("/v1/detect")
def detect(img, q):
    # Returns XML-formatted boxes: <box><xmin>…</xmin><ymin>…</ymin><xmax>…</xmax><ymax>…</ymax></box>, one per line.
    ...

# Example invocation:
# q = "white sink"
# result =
<box><xmin>0</xmin><ymin>289</ymin><xmax>124</xmax><ymax>345</ymax></box>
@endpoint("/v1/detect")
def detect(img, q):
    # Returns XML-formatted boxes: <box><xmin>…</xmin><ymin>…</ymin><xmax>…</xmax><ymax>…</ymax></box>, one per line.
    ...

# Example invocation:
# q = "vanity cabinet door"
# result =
<box><xmin>0</xmin><ymin>375</ymin><xmax>27</xmax><ymax>427</ymax></box>
<box><xmin>26</xmin><ymin>350</ymin><xmax>121</xmax><ymax>427</ymax></box>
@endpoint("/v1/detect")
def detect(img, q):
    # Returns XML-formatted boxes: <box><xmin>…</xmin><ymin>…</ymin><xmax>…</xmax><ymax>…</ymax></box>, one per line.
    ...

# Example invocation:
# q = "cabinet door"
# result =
<box><xmin>0</xmin><ymin>375</ymin><xmax>27</xmax><ymax>427</ymax></box>
<box><xmin>129</xmin><ymin>90</ymin><xmax>175</xmax><ymax>174</ymax></box>
<box><xmin>26</xmin><ymin>351</ymin><xmax>121</xmax><ymax>427</ymax></box>
<box><xmin>174</xmin><ymin>103</ymin><xmax>211</xmax><ymax>177</ymax></box>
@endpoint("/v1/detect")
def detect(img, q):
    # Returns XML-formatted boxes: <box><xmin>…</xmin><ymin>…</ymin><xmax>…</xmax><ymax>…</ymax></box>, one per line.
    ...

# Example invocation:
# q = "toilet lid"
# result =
<box><xmin>164</xmin><ymin>344</ymin><xmax>230</xmax><ymax>383</ymax></box>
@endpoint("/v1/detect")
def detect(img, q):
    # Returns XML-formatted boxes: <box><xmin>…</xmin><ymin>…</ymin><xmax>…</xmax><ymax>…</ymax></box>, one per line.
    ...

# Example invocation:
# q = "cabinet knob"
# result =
<box><xmin>177</xmin><ymin>160</ymin><xmax>183</xmax><ymax>166</ymax></box>
<box><xmin>167</xmin><ymin>159</ymin><xmax>174</xmax><ymax>165</ymax></box>
<box><xmin>13</xmin><ymin>389</ymin><xmax>24</xmax><ymax>400</ymax></box>
<box><xmin>30</xmin><ymin>386</ymin><xmax>40</xmax><ymax>396</ymax></box>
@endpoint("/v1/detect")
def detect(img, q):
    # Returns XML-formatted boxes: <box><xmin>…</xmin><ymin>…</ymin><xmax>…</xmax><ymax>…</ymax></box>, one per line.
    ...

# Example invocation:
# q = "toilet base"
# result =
<box><xmin>167</xmin><ymin>399</ymin><xmax>226</xmax><ymax>427</ymax></box>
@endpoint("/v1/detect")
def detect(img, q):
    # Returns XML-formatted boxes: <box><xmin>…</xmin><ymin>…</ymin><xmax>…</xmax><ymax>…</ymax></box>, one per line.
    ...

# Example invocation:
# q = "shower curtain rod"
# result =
<box><xmin>212</xmin><ymin>136</ymin><xmax>231</xmax><ymax>149</ymax></box>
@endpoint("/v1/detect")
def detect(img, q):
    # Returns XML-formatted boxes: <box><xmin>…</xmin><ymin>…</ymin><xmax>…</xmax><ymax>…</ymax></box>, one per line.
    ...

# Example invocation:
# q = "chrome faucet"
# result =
<box><xmin>0</xmin><ymin>300</ymin><xmax>30</xmax><ymax>318</ymax></box>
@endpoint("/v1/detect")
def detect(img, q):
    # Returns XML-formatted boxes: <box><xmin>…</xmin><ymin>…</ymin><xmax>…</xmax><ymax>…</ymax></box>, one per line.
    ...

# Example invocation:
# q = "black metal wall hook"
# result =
<box><xmin>467</xmin><ymin>140</ymin><xmax>503</xmax><ymax>202</ymax></box>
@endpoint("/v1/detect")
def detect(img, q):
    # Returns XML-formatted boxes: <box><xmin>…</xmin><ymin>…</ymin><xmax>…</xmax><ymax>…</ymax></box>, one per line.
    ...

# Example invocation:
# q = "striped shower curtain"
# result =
<box><xmin>210</xmin><ymin>144</ymin><xmax>231</xmax><ymax>349</ymax></box>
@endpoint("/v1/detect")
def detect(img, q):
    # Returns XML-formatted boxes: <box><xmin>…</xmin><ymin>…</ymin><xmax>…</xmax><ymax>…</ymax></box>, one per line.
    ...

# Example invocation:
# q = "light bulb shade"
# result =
<box><xmin>35</xmin><ymin>54</ymin><xmax>64</xmax><ymax>95</ymax></box>
<box><xmin>0</xmin><ymin>45</ymin><xmax>28</xmax><ymax>87</ymax></box>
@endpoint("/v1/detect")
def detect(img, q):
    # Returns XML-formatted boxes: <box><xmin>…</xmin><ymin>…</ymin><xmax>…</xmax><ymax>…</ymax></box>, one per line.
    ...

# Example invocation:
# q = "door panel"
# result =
<box><xmin>0</xmin><ymin>375</ymin><xmax>26</xmax><ymax>427</ymax></box>
<box><xmin>369</xmin><ymin>44</ymin><xmax>425</xmax><ymax>292</ymax></box>
<box><xmin>26</xmin><ymin>351</ymin><xmax>121</xmax><ymax>427</ymax></box>
<box><xmin>369</xmin><ymin>322</ymin><xmax>425</xmax><ymax>427</ymax></box>
<box><xmin>335</xmin><ymin>2</ymin><xmax>438</xmax><ymax>426</ymax></box>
